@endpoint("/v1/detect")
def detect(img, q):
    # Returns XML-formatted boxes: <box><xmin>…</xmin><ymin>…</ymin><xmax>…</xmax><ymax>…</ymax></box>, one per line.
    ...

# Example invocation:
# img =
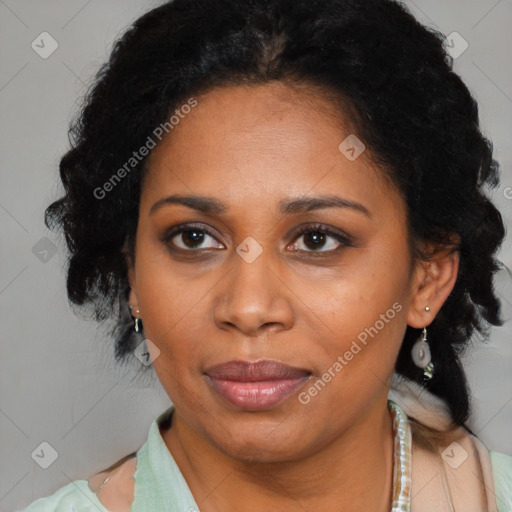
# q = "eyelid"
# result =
<box><xmin>161</xmin><ymin>221</ymin><xmax>354</xmax><ymax>253</ymax></box>
<box><xmin>161</xmin><ymin>222</ymin><xmax>225</xmax><ymax>249</ymax></box>
<box><xmin>288</xmin><ymin>223</ymin><xmax>353</xmax><ymax>251</ymax></box>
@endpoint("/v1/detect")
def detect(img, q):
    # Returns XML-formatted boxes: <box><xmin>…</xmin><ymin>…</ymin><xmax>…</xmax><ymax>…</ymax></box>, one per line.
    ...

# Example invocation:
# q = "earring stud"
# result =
<box><xmin>128</xmin><ymin>304</ymin><xmax>140</xmax><ymax>315</ymax></box>
<box><xmin>128</xmin><ymin>304</ymin><xmax>142</xmax><ymax>333</ymax></box>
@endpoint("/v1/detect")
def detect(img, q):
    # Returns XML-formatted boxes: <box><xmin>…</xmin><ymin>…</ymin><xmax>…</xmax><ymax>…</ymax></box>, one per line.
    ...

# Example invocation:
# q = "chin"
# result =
<box><xmin>222</xmin><ymin>441</ymin><xmax>299</xmax><ymax>465</ymax></box>
<box><xmin>206</xmin><ymin>420</ymin><xmax>311</xmax><ymax>465</ymax></box>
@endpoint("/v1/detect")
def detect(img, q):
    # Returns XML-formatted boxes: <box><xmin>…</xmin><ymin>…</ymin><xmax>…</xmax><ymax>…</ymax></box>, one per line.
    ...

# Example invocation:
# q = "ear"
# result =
<box><xmin>407</xmin><ymin>238</ymin><xmax>460</xmax><ymax>329</ymax></box>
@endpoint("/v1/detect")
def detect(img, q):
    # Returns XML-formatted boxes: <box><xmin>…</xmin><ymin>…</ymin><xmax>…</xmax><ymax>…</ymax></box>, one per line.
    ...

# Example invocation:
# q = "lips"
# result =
<box><xmin>204</xmin><ymin>359</ymin><xmax>311</xmax><ymax>411</ymax></box>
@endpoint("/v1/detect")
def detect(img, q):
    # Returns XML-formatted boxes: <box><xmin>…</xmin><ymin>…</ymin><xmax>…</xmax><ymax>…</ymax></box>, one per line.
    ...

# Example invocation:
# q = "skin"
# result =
<box><xmin>125</xmin><ymin>82</ymin><xmax>459</xmax><ymax>512</ymax></box>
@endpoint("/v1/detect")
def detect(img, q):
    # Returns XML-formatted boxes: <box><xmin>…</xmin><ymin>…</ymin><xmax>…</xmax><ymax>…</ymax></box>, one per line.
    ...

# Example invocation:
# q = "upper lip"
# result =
<box><xmin>205</xmin><ymin>359</ymin><xmax>311</xmax><ymax>381</ymax></box>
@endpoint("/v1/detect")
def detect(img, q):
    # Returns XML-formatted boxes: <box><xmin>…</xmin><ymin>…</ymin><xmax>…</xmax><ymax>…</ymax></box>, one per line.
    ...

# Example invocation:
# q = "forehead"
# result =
<box><xmin>141</xmin><ymin>83</ymin><xmax>402</xmax><ymax>218</ymax></box>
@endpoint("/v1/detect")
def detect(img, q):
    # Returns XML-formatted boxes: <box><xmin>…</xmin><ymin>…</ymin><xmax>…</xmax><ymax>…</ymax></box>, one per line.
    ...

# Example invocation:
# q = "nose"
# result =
<box><xmin>213</xmin><ymin>249</ymin><xmax>295</xmax><ymax>337</ymax></box>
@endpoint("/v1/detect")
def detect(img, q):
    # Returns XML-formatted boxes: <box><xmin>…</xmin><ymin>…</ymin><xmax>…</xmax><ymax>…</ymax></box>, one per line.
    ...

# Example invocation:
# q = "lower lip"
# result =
<box><xmin>206</xmin><ymin>375</ymin><xmax>310</xmax><ymax>411</ymax></box>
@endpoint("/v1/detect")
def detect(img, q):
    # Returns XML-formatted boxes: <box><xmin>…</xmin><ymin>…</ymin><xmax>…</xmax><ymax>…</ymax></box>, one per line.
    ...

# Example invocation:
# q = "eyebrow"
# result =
<box><xmin>149</xmin><ymin>194</ymin><xmax>371</xmax><ymax>218</ymax></box>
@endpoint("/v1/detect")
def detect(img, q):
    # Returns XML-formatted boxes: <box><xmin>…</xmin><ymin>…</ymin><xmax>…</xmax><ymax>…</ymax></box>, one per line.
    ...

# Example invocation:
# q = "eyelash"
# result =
<box><xmin>290</xmin><ymin>224</ymin><xmax>353</xmax><ymax>255</ymax></box>
<box><xmin>161</xmin><ymin>222</ymin><xmax>353</xmax><ymax>256</ymax></box>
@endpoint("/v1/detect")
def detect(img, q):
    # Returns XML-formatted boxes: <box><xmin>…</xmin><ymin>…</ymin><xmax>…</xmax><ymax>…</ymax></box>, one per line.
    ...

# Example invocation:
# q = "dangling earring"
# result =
<box><xmin>128</xmin><ymin>304</ymin><xmax>143</xmax><ymax>333</ymax></box>
<box><xmin>128</xmin><ymin>304</ymin><xmax>155</xmax><ymax>366</ymax></box>
<box><xmin>411</xmin><ymin>326</ymin><xmax>434</xmax><ymax>384</ymax></box>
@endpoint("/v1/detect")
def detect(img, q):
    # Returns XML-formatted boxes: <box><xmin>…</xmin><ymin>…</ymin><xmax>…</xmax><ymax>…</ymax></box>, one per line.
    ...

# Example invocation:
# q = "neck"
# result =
<box><xmin>162</xmin><ymin>395</ymin><xmax>395</xmax><ymax>512</ymax></box>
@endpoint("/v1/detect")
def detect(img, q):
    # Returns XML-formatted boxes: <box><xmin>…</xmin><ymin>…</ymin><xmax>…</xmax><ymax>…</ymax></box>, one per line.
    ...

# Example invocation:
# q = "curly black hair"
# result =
<box><xmin>45</xmin><ymin>0</ymin><xmax>506</xmax><ymax>428</ymax></box>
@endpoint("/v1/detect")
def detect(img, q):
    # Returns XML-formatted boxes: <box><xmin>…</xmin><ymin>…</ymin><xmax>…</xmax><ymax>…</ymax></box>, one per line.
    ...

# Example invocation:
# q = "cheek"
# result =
<box><xmin>307</xmin><ymin>289</ymin><xmax>406</xmax><ymax>389</ymax></box>
<box><xmin>292</xmin><ymin>252</ymin><xmax>410</xmax><ymax>397</ymax></box>
<box><xmin>134</xmin><ymin>249</ymin><xmax>210</xmax><ymax>367</ymax></box>
<box><xmin>298</xmin><ymin>250</ymin><xmax>408</xmax><ymax>342</ymax></box>
<box><xmin>294</xmin><ymin>295</ymin><xmax>407</xmax><ymax>430</ymax></box>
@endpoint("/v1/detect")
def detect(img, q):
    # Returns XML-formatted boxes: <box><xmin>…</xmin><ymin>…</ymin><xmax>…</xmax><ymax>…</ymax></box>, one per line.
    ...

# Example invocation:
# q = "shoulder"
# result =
<box><xmin>490</xmin><ymin>450</ymin><xmax>512</xmax><ymax>511</ymax></box>
<box><xmin>23</xmin><ymin>479</ymin><xmax>106</xmax><ymax>512</ymax></box>
<box><xmin>22</xmin><ymin>455</ymin><xmax>137</xmax><ymax>512</ymax></box>
<box><xmin>23</xmin><ymin>408</ymin><xmax>172</xmax><ymax>512</ymax></box>
<box><xmin>409</xmin><ymin>420</ymin><xmax>503</xmax><ymax>511</ymax></box>
<box><xmin>87</xmin><ymin>455</ymin><xmax>137</xmax><ymax>512</ymax></box>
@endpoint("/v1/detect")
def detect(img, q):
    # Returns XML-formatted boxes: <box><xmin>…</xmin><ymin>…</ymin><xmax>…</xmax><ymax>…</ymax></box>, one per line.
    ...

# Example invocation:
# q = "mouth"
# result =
<box><xmin>204</xmin><ymin>359</ymin><xmax>312</xmax><ymax>411</ymax></box>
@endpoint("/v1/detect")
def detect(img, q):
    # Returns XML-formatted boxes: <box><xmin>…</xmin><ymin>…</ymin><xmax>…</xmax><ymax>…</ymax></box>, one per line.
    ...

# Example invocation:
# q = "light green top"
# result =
<box><xmin>23</xmin><ymin>406</ymin><xmax>199</xmax><ymax>512</ymax></box>
<box><xmin>491</xmin><ymin>450</ymin><xmax>512</xmax><ymax>512</ymax></box>
<box><xmin>23</xmin><ymin>403</ymin><xmax>512</xmax><ymax>512</ymax></box>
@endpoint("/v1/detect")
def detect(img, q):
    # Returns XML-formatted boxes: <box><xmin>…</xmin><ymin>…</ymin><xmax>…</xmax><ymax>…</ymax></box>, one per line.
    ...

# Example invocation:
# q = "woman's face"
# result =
<box><xmin>128</xmin><ymin>82</ymin><xmax>431</xmax><ymax>462</ymax></box>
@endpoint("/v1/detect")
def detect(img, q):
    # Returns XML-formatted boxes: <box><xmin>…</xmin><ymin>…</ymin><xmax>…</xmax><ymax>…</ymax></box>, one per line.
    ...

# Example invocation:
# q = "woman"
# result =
<box><xmin>23</xmin><ymin>0</ymin><xmax>511</xmax><ymax>510</ymax></box>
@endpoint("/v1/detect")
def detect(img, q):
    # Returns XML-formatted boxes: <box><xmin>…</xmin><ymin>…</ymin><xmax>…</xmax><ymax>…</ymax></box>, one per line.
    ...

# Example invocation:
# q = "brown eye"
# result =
<box><xmin>289</xmin><ymin>224</ymin><xmax>352</xmax><ymax>253</ymax></box>
<box><xmin>180</xmin><ymin>229</ymin><xmax>206</xmax><ymax>248</ymax></box>
<box><xmin>163</xmin><ymin>224</ymin><xmax>224</xmax><ymax>251</ymax></box>
<box><xmin>302</xmin><ymin>231</ymin><xmax>329</xmax><ymax>250</ymax></box>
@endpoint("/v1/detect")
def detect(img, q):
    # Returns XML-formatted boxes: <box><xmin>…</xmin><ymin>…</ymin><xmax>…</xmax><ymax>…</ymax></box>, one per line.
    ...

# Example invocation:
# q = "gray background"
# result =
<box><xmin>1</xmin><ymin>1</ymin><xmax>511</xmax><ymax>510</ymax></box>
